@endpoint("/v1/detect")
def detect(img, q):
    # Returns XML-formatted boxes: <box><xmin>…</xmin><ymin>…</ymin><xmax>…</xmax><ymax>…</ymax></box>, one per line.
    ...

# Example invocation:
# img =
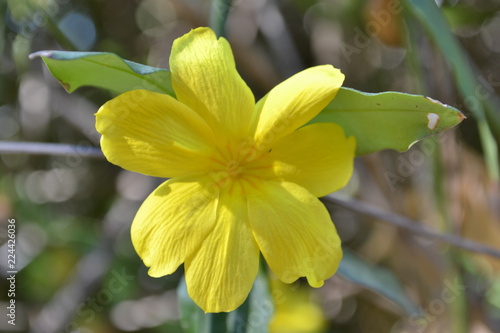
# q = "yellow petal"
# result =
<box><xmin>185</xmin><ymin>192</ymin><xmax>260</xmax><ymax>313</ymax></box>
<box><xmin>252</xmin><ymin>65</ymin><xmax>344</xmax><ymax>150</ymax></box>
<box><xmin>270</xmin><ymin>123</ymin><xmax>356</xmax><ymax>197</ymax></box>
<box><xmin>248</xmin><ymin>181</ymin><xmax>342</xmax><ymax>288</ymax></box>
<box><xmin>96</xmin><ymin>89</ymin><xmax>215</xmax><ymax>178</ymax></box>
<box><xmin>131</xmin><ymin>176</ymin><xmax>219</xmax><ymax>277</ymax></box>
<box><xmin>170</xmin><ymin>27</ymin><xmax>255</xmax><ymax>143</ymax></box>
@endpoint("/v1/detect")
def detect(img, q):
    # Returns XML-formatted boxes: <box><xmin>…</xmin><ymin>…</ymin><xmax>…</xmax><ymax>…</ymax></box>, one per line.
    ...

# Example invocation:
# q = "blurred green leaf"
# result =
<box><xmin>443</xmin><ymin>5</ymin><xmax>496</xmax><ymax>28</ymax></box>
<box><xmin>13</xmin><ymin>35</ymin><xmax>31</xmax><ymax>72</ymax></box>
<box><xmin>209</xmin><ymin>0</ymin><xmax>232</xmax><ymax>37</ymax></box>
<box><xmin>29</xmin><ymin>50</ymin><xmax>174</xmax><ymax>96</ymax></box>
<box><xmin>177</xmin><ymin>264</ymin><xmax>273</xmax><ymax>333</ymax></box>
<box><xmin>229</xmin><ymin>264</ymin><xmax>273</xmax><ymax>333</ymax></box>
<box><xmin>337</xmin><ymin>249</ymin><xmax>421</xmax><ymax>315</ymax></box>
<box><xmin>310</xmin><ymin>87</ymin><xmax>465</xmax><ymax>155</ymax></box>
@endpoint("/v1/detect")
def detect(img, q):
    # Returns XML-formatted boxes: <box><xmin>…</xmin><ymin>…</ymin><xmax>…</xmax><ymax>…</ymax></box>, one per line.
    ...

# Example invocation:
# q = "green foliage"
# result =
<box><xmin>32</xmin><ymin>51</ymin><xmax>464</xmax><ymax>157</ymax></box>
<box><xmin>311</xmin><ymin>88</ymin><xmax>465</xmax><ymax>155</ymax></box>
<box><xmin>443</xmin><ymin>5</ymin><xmax>496</xmax><ymax>28</ymax></box>
<box><xmin>30</xmin><ymin>51</ymin><xmax>175</xmax><ymax>96</ymax></box>
<box><xmin>337</xmin><ymin>250</ymin><xmax>420</xmax><ymax>316</ymax></box>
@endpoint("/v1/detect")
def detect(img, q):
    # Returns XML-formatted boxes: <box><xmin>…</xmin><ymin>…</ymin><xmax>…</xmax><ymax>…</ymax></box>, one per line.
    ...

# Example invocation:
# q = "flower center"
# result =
<box><xmin>208</xmin><ymin>140</ymin><xmax>272</xmax><ymax>194</ymax></box>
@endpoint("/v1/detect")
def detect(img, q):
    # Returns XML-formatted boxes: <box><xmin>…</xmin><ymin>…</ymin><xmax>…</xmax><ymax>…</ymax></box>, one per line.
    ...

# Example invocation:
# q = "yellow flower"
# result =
<box><xmin>95</xmin><ymin>27</ymin><xmax>355</xmax><ymax>313</ymax></box>
<box><xmin>269</xmin><ymin>278</ymin><xmax>326</xmax><ymax>333</ymax></box>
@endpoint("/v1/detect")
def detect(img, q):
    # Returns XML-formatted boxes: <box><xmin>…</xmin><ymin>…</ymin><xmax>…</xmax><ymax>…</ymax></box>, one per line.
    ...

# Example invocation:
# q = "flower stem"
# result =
<box><xmin>230</xmin><ymin>296</ymin><xmax>250</xmax><ymax>333</ymax></box>
<box><xmin>208</xmin><ymin>312</ymin><xmax>227</xmax><ymax>332</ymax></box>
<box><xmin>209</xmin><ymin>0</ymin><xmax>233</xmax><ymax>38</ymax></box>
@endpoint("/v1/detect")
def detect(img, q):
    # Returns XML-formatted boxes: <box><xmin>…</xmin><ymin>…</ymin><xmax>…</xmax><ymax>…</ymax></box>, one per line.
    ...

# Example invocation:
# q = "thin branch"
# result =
<box><xmin>0</xmin><ymin>141</ymin><xmax>104</xmax><ymax>159</ymax></box>
<box><xmin>323</xmin><ymin>195</ymin><xmax>500</xmax><ymax>259</ymax></box>
<box><xmin>5</xmin><ymin>140</ymin><xmax>498</xmax><ymax>258</ymax></box>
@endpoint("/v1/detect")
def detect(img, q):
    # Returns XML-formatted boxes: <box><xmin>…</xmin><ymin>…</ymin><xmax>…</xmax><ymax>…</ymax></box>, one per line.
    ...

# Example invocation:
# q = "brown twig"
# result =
<box><xmin>323</xmin><ymin>195</ymin><xmax>500</xmax><ymax>259</ymax></box>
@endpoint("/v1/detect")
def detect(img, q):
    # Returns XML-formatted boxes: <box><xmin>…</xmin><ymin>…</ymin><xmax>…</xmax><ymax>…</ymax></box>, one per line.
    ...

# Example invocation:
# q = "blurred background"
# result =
<box><xmin>1</xmin><ymin>0</ymin><xmax>500</xmax><ymax>332</ymax></box>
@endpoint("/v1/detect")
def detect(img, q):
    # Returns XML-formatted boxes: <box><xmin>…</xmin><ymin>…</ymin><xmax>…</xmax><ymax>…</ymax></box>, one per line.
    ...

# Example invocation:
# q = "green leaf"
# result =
<box><xmin>177</xmin><ymin>264</ymin><xmax>273</xmax><ymax>333</ymax></box>
<box><xmin>210</xmin><ymin>0</ymin><xmax>233</xmax><ymax>38</ymax></box>
<box><xmin>443</xmin><ymin>5</ymin><xmax>496</xmax><ymax>28</ymax></box>
<box><xmin>337</xmin><ymin>249</ymin><xmax>421</xmax><ymax>316</ymax></box>
<box><xmin>310</xmin><ymin>87</ymin><xmax>465</xmax><ymax>155</ymax></box>
<box><xmin>29</xmin><ymin>50</ymin><xmax>174</xmax><ymax>96</ymax></box>
<box><xmin>229</xmin><ymin>264</ymin><xmax>273</xmax><ymax>333</ymax></box>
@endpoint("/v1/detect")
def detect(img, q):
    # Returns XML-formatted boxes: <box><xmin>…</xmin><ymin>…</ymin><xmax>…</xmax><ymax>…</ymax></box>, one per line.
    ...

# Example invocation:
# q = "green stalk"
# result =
<box><xmin>229</xmin><ymin>297</ymin><xmax>250</xmax><ymax>333</ymax></box>
<box><xmin>403</xmin><ymin>12</ymin><xmax>468</xmax><ymax>333</ymax></box>
<box><xmin>209</xmin><ymin>312</ymin><xmax>228</xmax><ymax>332</ymax></box>
<box><xmin>478</xmin><ymin>119</ymin><xmax>500</xmax><ymax>180</ymax></box>
<box><xmin>209</xmin><ymin>0</ymin><xmax>233</xmax><ymax>38</ymax></box>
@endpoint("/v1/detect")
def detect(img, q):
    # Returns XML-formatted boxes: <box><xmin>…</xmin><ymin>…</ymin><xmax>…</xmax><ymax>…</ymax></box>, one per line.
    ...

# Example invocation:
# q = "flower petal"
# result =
<box><xmin>96</xmin><ymin>89</ymin><xmax>215</xmax><ymax>178</ymax></box>
<box><xmin>185</xmin><ymin>191</ymin><xmax>260</xmax><ymax>313</ymax></box>
<box><xmin>252</xmin><ymin>65</ymin><xmax>344</xmax><ymax>150</ymax></box>
<box><xmin>248</xmin><ymin>181</ymin><xmax>342</xmax><ymax>288</ymax></box>
<box><xmin>131</xmin><ymin>176</ymin><xmax>219</xmax><ymax>277</ymax></box>
<box><xmin>170</xmin><ymin>27</ymin><xmax>255</xmax><ymax>142</ymax></box>
<box><xmin>270</xmin><ymin>123</ymin><xmax>356</xmax><ymax>197</ymax></box>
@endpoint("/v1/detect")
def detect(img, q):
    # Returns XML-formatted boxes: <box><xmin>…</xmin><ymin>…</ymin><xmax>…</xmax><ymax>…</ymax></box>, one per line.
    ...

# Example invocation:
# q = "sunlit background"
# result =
<box><xmin>1</xmin><ymin>0</ymin><xmax>500</xmax><ymax>332</ymax></box>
